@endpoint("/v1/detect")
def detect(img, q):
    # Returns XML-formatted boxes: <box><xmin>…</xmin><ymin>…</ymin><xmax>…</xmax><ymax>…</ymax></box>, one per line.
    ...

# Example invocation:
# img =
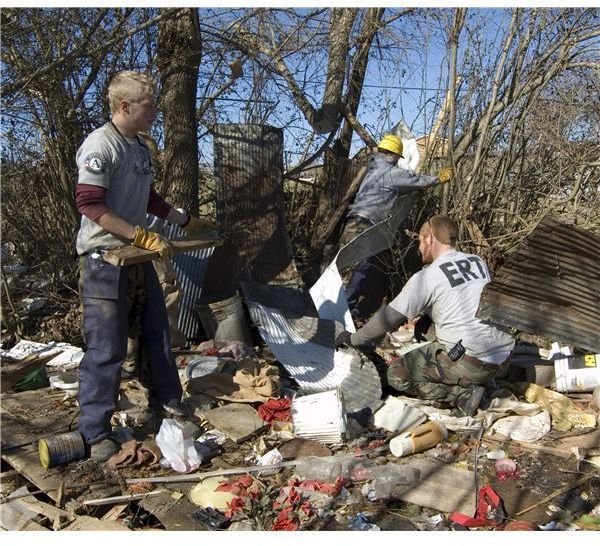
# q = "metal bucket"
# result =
<box><xmin>38</xmin><ymin>431</ymin><xmax>86</xmax><ymax>468</ymax></box>
<box><xmin>197</xmin><ymin>293</ymin><xmax>253</xmax><ymax>345</ymax></box>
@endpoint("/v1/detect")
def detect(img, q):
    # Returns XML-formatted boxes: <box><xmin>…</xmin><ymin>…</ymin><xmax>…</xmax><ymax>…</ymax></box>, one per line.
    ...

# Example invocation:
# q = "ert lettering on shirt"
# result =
<box><xmin>438</xmin><ymin>256</ymin><xmax>489</xmax><ymax>287</ymax></box>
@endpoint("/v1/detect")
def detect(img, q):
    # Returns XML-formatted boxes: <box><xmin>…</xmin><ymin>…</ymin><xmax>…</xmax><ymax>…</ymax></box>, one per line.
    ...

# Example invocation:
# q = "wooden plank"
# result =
<box><xmin>102</xmin><ymin>503</ymin><xmax>128</xmax><ymax>521</ymax></box>
<box><xmin>19</xmin><ymin>520</ymin><xmax>48</xmax><ymax>531</ymax></box>
<box><xmin>0</xmin><ymin>354</ymin><xmax>55</xmax><ymax>393</ymax></box>
<box><xmin>20</xmin><ymin>496</ymin><xmax>75</xmax><ymax>529</ymax></box>
<box><xmin>0</xmin><ymin>388</ymin><xmax>117</xmax><ymax>504</ymax></box>
<box><xmin>102</xmin><ymin>236</ymin><xmax>224</xmax><ymax>267</ymax></box>
<box><xmin>0</xmin><ymin>388</ymin><xmax>78</xmax><ymax>449</ymax></box>
<box><xmin>62</xmin><ymin>515</ymin><xmax>131</xmax><ymax>531</ymax></box>
<box><xmin>139</xmin><ymin>487</ymin><xmax>209</xmax><ymax>531</ymax></box>
<box><xmin>396</xmin><ymin>457</ymin><xmax>477</xmax><ymax>514</ymax></box>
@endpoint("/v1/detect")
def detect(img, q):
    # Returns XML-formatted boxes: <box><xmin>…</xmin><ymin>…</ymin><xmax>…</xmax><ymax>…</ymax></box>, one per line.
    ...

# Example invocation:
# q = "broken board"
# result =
<box><xmin>201</xmin><ymin>403</ymin><xmax>267</xmax><ymax>443</ymax></box>
<box><xmin>1</xmin><ymin>354</ymin><xmax>55</xmax><ymax>393</ymax></box>
<box><xmin>102</xmin><ymin>236</ymin><xmax>224</xmax><ymax>267</ymax></box>
<box><xmin>396</xmin><ymin>457</ymin><xmax>477</xmax><ymax>515</ymax></box>
<box><xmin>0</xmin><ymin>388</ymin><xmax>117</xmax><ymax>504</ymax></box>
<box><xmin>138</xmin><ymin>487</ymin><xmax>209</xmax><ymax>531</ymax></box>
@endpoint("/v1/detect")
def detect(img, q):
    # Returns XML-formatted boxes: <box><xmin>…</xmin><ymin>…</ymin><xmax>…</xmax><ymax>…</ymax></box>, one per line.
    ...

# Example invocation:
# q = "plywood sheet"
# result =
<box><xmin>102</xmin><ymin>236</ymin><xmax>223</xmax><ymax>267</ymax></box>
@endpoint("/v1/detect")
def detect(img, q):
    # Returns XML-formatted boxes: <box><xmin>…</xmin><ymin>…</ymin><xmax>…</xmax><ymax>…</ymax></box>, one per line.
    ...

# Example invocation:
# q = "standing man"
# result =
<box><xmin>340</xmin><ymin>134</ymin><xmax>453</xmax><ymax>320</ymax></box>
<box><xmin>75</xmin><ymin>70</ymin><xmax>208</xmax><ymax>461</ymax></box>
<box><xmin>335</xmin><ymin>215</ymin><xmax>514</xmax><ymax>416</ymax></box>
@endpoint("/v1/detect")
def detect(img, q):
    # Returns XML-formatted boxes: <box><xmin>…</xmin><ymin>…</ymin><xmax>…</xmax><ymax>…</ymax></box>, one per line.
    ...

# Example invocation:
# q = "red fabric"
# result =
<box><xmin>76</xmin><ymin>184</ymin><xmax>171</xmax><ymax>222</ymax></box>
<box><xmin>271</xmin><ymin>507</ymin><xmax>299</xmax><ymax>531</ymax></box>
<box><xmin>147</xmin><ymin>187</ymin><xmax>171</xmax><ymax>219</ymax></box>
<box><xmin>449</xmin><ymin>485</ymin><xmax>504</xmax><ymax>528</ymax></box>
<box><xmin>257</xmin><ymin>398</ymin><xmax>292</xmax><ymax>423</ymax></box>
<box><xmin>288</xmin><ymin>476</ymin><xmax>346</xmax><ymax>497</ymax></box>
<box><xmin>224</xmin><ymin>497</ymin><xmax>245</xmax><ymax>519</ymax></box>
<box><xmin>215</xmin><ymin>474</ymin><xmax>256</xmax><ymax>497</ymax></box>
<box><xmin>76</xmin><ymin>184</ymin><xmax>109</xmax><ymax>221</ymax></box>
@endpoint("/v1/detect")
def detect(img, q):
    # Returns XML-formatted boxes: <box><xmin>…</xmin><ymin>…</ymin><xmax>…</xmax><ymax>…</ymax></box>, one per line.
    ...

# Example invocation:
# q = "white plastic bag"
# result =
<box><xmin>155</xmin><ymin>418</ymin><xmax>202</xmax><ymax>472</ymax></box>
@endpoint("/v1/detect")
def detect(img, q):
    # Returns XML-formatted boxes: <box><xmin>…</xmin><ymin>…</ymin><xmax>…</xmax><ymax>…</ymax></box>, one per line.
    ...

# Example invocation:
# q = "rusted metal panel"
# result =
<box><xmin>201</xmin><ymin>124</ymin><xmax>301</xmax><ymax>300</ymax></box>
<box><xmin>477</xmin><ymin>215</ymin><xmax>600</xmax><ymax>353</ymax></box>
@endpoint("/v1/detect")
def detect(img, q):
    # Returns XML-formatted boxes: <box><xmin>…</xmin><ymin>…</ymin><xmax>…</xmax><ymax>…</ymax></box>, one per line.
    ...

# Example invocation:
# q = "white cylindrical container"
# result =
<box><xmin>554</xmin><ymin>354</ymin><xmax>600</xmax><ymax>393</ymax></box>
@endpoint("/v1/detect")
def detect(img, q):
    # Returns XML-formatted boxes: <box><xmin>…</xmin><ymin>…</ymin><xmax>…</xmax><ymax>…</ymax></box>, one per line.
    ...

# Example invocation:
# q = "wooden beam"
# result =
<box><xmin>102</xmin><ymin>236</ymin><xmax>224</xmax><ymax>267</ymax></box>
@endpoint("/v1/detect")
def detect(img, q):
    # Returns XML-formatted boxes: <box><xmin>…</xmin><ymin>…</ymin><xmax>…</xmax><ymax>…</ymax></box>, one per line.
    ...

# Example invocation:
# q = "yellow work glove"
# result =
<box><xmin>132</xmin><ymin>226</ymin><xmax>173</xmax><ymax>259</ymax></box>
<box><xmin>438</xmin><ymin>166</ymin><xmax>454</xmax><ymax>184</ymax></box>
<box><xmin>182</xmin><ymin>215</ymin><xmax>218</xmax><ymax>237</ymax></box>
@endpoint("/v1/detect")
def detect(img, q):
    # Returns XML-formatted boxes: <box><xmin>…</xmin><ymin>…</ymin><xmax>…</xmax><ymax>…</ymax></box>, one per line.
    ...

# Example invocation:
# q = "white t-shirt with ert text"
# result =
<box><xmin>389</xmin><ymin>249</ymin><xmax>515</xmax><ymax>362</ymax></box>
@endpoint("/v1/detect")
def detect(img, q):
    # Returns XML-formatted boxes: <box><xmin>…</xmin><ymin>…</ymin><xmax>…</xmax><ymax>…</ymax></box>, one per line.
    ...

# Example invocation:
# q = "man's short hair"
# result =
<box><xmin>421</xmin><ymin>215</ymin><xmax>458</xmax><ymax>245</ymax></box>
<box><xmin>107</xmin><ymin>71</ymin><xmax>156</xmax><ymax>113</ymax></box>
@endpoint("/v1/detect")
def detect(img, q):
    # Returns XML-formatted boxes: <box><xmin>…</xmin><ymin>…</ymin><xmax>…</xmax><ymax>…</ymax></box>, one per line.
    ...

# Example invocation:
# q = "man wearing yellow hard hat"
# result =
<box><xmin>340</xmin><ymin>133</ymin><xmax>453</xmax><ymax>321</ymax></box>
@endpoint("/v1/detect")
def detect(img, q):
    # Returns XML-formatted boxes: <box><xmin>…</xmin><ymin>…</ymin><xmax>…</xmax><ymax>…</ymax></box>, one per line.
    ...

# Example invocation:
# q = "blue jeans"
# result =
<box><xmin>78</xmin><ymin>256</ymin><xmax>182</xmax><ymax>445</ymax></box>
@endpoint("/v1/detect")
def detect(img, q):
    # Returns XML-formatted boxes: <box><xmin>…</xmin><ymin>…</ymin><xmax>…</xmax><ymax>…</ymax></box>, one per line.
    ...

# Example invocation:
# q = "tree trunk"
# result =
<box><xmin>157</xmin><ymin>8</ymin><xmax>202</xmax><ymax>214</ymax></box>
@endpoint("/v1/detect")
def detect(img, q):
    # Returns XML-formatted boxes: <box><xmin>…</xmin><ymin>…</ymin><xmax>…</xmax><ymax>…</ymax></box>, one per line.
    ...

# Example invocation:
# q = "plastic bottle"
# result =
<box><xmin>363</xmin><ymin>463</ymin><xmax>421</xmax><ymax>500</ymax></box>
<box><xmin>389</xmin><ymin>420</ymin><xmax>447</xmax><ymax>457</ymax></box>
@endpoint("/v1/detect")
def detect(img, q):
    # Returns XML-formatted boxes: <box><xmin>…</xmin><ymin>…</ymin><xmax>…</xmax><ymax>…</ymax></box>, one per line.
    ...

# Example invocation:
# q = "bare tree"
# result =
<box><xmin>157</xmin><ymin>8</ymin><xmax>202</xmax><ymax>213</ymax></box>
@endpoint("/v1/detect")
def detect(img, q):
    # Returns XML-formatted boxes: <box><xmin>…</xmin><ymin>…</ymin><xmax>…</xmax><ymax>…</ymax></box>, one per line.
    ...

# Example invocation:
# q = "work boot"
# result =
<box><xmin>90</xmin><ymin>438</ymin><xmax>120</xmax><ymax>462</ymax></box>
<box><xmin>454</xmin><ymin>385</ymin><xmax>486</xmax><ymax>417</ymax></box>
<box><xmin>160</xmin><ymin>398</ymin><xmax>190</xmax><ymax>418</ymax></box>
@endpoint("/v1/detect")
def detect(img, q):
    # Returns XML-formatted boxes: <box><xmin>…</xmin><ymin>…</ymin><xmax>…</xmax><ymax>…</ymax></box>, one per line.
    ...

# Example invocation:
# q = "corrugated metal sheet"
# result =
<box><xmin>241</xmin><ymin>282</ymin><xmax>382</xmax><ymax>413</ymax></box>
<box><xmin>477</xmin><ymin>215</ymin><xmax>600</xmax><ymax>353</ymax></box>
<box><xmin>310</xmin><ymin>193</ymin><xmax>419</xmax><ymax>331</ymax></box>
<box><xmin>201</xmin><ymin>124</ymin><xmax>301</xmax><ymax>300</ymax></box>
<box><xmin>164</xmin><ymin>223</ymin><xmax>214</xmax><ymax>341</ymax></box>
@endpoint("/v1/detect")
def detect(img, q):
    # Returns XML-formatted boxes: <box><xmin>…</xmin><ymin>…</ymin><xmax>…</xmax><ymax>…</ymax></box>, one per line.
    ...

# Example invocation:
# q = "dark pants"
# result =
<box><xmin>339</xmin><ymin>216</ymin><xmax>390</xmax><ymax>319</ymax></box>
<box><xmin>78</xmin><ymin>255</ymin><xmax>182</xmax><ymax>445</ymax></box>
<box><xmin>345</xmin><ymin>254</ymin><xmax>389</xmax><ymax>318</ymax></box>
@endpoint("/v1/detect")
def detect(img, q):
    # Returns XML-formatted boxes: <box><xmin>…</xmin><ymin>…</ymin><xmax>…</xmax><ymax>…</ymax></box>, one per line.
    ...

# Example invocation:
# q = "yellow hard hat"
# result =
<box><xmin>378</xmin><ymin>134</ymin><xmax>403</xmax><ymax>157</ymax></box>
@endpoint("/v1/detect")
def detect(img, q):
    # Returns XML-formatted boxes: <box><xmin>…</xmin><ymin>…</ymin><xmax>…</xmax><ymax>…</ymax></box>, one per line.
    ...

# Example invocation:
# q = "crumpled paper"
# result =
<box><xmin>490</xmin><ymin>410</ymin><xmax>552</xmax><ymax>442</ymax></box>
